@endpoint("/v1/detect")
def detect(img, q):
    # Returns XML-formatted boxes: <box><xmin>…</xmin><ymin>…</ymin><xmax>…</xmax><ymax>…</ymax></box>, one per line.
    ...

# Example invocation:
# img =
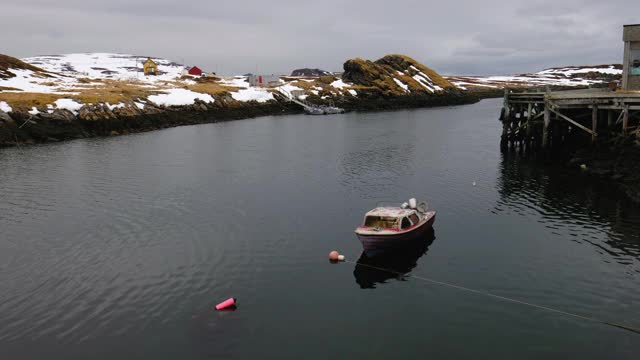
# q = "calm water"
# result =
<box><xmin>1</xmin><ymin>98</ymin><xmax>639</xmax><ymax>359</ymax></box>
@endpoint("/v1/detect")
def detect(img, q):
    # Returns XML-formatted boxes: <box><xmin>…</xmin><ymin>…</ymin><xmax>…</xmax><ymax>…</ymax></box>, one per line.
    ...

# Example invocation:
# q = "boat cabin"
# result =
<box><xmin>361</xmin><ymin>207</ymin><xmax>421</xmax><ymax>231</ymax></box>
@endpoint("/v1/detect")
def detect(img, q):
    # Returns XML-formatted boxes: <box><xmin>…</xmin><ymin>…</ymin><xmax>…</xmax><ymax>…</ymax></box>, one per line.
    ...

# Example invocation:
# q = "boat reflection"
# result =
<box><xmin>353</xmin><ymin>228</ymin><xmax>435</xmax><ymax>289</ymax></box>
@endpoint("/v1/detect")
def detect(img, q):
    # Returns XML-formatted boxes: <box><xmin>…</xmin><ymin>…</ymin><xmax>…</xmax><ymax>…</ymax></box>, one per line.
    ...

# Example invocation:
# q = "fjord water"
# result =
<box><xmin>1</xmin><ymin>98</ymin><xmax>639</xmax><ymax>359</ymax></box>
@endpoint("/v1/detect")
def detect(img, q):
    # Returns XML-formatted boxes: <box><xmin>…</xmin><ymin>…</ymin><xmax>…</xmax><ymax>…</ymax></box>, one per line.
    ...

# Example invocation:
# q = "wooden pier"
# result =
<box><xmin>500</xmin><ymin>87</ymin><xmax>640</xmax><ymax>149</ymax></box>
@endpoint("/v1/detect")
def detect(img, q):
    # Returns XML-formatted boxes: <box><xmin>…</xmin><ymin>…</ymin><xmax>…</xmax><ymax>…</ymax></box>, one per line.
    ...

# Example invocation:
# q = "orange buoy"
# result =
<box><xmin>215</xmin><ymin>297</ymin><xmax>236</xmax><ymax>310</ymax></box>
<box><xmin>329</xmin><ymin>251</ymin><xmax>340</xmax><ymax>261</ymax></box>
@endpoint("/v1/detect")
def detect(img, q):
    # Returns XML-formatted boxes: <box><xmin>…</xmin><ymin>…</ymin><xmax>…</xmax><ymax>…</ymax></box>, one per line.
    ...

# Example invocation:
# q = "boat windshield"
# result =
<box><xmin>364</xmin><ymin>216</ymin><xmax>398</xmax><ymax>229</ymax></box>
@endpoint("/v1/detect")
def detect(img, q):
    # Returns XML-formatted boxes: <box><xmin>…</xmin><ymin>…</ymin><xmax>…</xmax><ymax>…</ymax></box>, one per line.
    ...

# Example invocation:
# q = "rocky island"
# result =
<box><xmin>0</xmin><ymin>52</ymin><xmax>623</xmax><ymax>147</ymax></box>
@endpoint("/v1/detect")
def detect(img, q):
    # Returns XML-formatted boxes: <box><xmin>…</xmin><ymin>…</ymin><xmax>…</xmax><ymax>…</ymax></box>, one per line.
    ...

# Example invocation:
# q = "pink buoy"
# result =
<box><xmin>215</xmin><ymin>297</ymin><xmax>236</xmax><ymax>310</ymax></box>
<box><xmin>329</xmin><ymin>251</ymin><xmax>340</xmax><ymax>261</ymax></box>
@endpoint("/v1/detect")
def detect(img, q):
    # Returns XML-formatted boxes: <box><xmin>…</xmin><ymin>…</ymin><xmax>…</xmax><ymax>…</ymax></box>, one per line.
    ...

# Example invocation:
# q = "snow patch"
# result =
<box><xmin>231</xmin><ymin>88</ymin><xmax>274</xmax><ymax>103</ymax></box>
<box><xmin>348</xmin><ymin>89</ymin><xmax>357</xmax><ymax>96</ymax></box>
<box><xmin>28</xmin><ymin>107</ymin><xmax>40</xmax><ymax>115</ymax></box>
<box><xmin>54</xmin><ymin>98</ymin><xmax>83</xmax><ymax>114</ymax></box>
<box><xmin>134</xmin><ymin>102</ymin><xmax>145</xmax><ymax>109</ymax></box>
<box><xmin>277</xmin><ymin>83</ymin><xmax>304</xmax><ymax>99</ymax></box>
<box><xmin>219</xmin><ymin>76</ymin><xmax>250</xmax><ymax>88</ymax></box>
<box><xmin>393</xmin><ymin>78</ymin><xmax>409</xmax><ymax>92</ymax></box>
<box><xmin>147</xmin><ymin>89</ymin><xmax>214</xmax><ymax>107</ymax></box>
<box><xmin>106</xmin><ymin>103</ymin><xmax>126</xmax><ymax>110</ymax></box>
<box><xmin>413</xmin><ymin>74</ymin><xmax>434</xmax><ymax>93</ymax></box>
<box><xmin>330</xmin><ymin>79</ymin><xmax>350</xmax><ymax>89</ymax></box>
<box><xmin>0</xmin><ymin>101</ymin><xmax>13</xmax><ymax>113</ymax></box>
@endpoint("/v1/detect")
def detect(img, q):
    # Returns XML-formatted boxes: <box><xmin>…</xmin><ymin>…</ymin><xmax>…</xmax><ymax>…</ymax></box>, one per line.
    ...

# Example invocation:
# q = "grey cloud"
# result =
<box><xmin>1</xmin><ymin>0</ymin><xmax>638</xmax><ymax>76</ymax></box>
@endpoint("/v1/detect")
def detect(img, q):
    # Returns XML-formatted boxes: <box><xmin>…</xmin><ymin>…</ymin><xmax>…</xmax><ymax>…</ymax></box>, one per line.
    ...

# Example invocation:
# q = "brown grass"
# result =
<box><xmin>184</xmin><ymin>81</ymin><xmax>236</xmax><ymax>95</ymax></box>
<box><xmin>0</xmin><ymin>92</ymin><xmax>63</xmax><ymax>111</ymax></box>
<box><xmin>69</xmin><ymin>79</ymin><xmax>152</xmax><ymax>104</ymax></box>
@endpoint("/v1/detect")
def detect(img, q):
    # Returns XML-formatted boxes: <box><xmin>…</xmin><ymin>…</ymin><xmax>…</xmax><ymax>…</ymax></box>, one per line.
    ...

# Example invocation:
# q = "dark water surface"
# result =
<box><xmin>1</xmin><ymin>99</ymin><xmax>639</xmax><ymax>359</ymax></box>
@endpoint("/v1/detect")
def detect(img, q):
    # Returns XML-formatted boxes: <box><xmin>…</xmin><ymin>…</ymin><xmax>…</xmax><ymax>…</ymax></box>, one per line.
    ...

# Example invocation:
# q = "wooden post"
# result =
<box><xmin>503</xmin><ymin>88</ymin><xmax>510</xmax><ymax>120</ymax></box>
<box><xmin>592</xmin><ymin>105</ymin><xmax>598</xmax><ymax>143</ymax></box>
<box><xmin>526</xmin><ymin>103</ymin><xmax>533</xmax><ymax>139</ymax></box>
<box><xmin>623</xmin><ymin>104</ymin><xmax>629</xmax><ymax>134</ymax></box>
<box><xmin>543</xmin><ymin>102</ymin><xmax>550</xmax><ymax>148</ymax></box>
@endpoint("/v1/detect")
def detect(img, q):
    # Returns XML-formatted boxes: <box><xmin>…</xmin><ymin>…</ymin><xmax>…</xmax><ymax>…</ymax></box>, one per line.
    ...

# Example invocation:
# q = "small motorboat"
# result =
<box><xmin>354</xmin><ymin>198</ymin><xmax>436</xmax><ymax>252</ymax></box>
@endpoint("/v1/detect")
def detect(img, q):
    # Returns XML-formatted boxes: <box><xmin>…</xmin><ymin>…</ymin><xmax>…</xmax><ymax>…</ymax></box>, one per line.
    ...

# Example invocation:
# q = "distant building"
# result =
<box><xmin>188</xmin><ymin>66</ymin><xmax>203</xmax><ymax>76</ymax></box>
<box><xmin>247</xmin><ymin>74</ymin><xmax>280</xmax><ymax>87</ymax></box>
<box><xmin>622</xmin><ymin>24</ymin><xmax>640</xmax><ymax>90</ymax></box>
<box><xmin>143</xmin><ymin>58</ymin><xmax>158</xmax><ymax>76</ymax></box>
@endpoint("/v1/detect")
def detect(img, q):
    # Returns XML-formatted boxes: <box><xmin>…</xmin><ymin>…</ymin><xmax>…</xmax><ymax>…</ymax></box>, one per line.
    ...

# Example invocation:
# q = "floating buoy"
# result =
<box><xmin>472</xmin><ymin>181</ymin><xmax>477</xmax><ymax>186</ymax></box>
<box><xmin>215</xmin><ymin>297</ymin><xmax>236</xmax><ymax>310</ymax></box>
<box><xmin>329</xmin><ymin>251</ymin><xmax>340</xmax><ymax>261</ymax></box>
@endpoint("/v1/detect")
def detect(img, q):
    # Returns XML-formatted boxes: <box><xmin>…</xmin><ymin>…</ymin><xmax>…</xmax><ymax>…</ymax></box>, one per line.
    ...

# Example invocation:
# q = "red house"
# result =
<box><xmin>188</xmin><ymin>66</ymin><xmax>203</xmax><ymax>76</ymax></box>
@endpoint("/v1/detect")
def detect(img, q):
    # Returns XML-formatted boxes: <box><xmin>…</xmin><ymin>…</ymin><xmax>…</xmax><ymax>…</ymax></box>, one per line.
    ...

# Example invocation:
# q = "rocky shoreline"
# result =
<box><xmin>0</xmin><ymin>91</ymin><xmax>481</xmax><ymax>147</ymax></box>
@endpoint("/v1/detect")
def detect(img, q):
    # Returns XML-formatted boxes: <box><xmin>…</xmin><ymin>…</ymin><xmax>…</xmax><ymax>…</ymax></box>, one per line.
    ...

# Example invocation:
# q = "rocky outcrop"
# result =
<box><xmin>290</xmin><ymin>68</ymin><xmax>331</xmax><ymax>77</ymax></box>
<box><xmin>342</xmin><ymin>54</ymin><xmax>456</xmax><ymax>97</ymax></box>
<box><xmin>0</xmin><ymin>110</ymin><xmax>14</xmax><ymax>125</ymax></box>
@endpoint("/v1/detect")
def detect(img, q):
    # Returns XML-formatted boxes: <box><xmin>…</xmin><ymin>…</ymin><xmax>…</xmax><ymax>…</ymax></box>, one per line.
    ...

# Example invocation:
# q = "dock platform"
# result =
<box><xmin>500</xmin><ymin>87</ymin><xmax>640</xmax><ymax>149</ymax></box>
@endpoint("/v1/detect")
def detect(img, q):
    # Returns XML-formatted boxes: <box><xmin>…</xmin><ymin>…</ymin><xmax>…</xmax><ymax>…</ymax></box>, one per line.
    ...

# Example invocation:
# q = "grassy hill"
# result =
<box><xmin>342</xmin><ymin>54</ymin><xmax>455</xmax><ymax>96</ymax></box>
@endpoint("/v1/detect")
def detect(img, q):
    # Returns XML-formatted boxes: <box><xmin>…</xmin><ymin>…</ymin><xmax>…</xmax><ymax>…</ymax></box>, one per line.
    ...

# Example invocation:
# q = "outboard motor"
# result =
<box><xmin>408</xmin><ymin>198</ymin><xmax>417</xmax><ymax>209</ymax></box>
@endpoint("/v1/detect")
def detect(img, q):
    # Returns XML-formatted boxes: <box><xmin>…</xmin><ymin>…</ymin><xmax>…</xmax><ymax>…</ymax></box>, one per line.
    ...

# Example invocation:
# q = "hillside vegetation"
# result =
<box><xmin>342</xmin><ymin>54</ymin><xmax>455</xmax><ymax>96</ymax></box>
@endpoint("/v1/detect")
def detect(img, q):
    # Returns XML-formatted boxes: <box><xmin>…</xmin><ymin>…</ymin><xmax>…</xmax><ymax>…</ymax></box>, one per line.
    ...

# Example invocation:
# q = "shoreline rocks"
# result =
<box><xmin>0</xmin><ymin>91</ymin><xmax>480</xmax><ymax>148</ymax></box>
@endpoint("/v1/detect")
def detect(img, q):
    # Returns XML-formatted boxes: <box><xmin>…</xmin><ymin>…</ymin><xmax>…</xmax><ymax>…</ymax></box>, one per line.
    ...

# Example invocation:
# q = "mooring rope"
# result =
<box><xmin>345</xmin><ymin>259</ymin><xmax>640</xmax><ymax>335</ymax></box>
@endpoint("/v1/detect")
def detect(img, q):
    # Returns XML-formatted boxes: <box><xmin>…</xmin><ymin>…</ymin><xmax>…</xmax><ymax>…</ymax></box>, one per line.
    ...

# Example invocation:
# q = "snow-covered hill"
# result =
<box><xmin>23</xmin><ymin>53</ymin><xmax>184</xmax><ymax>82</ymax></box>
<box><xmin>446</xmin><ymin>64</ymin><xmax>622</xmax><ymax>90</ymax></box>
<box><xmin>0</xmin><ymin>52</ymin><xmax>365</xmax><ymax>114</ymax></box>
<box><xmin>0</xmin><ymin>53</ymin><xmax>294</xmax><ymax>113</ymax></box>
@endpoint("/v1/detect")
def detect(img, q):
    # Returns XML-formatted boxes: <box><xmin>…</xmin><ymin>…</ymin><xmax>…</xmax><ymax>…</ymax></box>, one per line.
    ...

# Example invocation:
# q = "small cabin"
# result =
<box><xmin>143</xmin><ymin>58</ymin><xmax>158</xmax><ymax>76</ymax></box>
<box><xmin>622</xmin><ymin>24</ymin><xmax>640</xmax><ymax>90</ymax></box>
<box><xmin>188</xmin><ymin>66</ymin><xmax>203</xmax><ymax>76</ymax></box>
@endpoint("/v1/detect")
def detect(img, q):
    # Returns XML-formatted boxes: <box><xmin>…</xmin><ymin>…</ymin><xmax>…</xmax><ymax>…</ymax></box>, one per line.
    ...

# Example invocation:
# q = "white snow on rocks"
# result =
<box><xmin>28</xmin><ymin>107</ymin><xmax>40</xmax><ymax>115</ymax></box>
<box><xmin>278</xmin><ymin>83</ymin><xmax>303</xmax><ymax>97</ymax></box>
<box><xmin>348</xmin><ymin>89</ymin><xmax>357</xmax><ymax>96</ymax></box>
<box><xmin>0</xmin><ymin>101</ymin><xmax>13</xmax><ymax>113</ymax></box>
<box><xmin>413</xmin><ymin>74</ymin><xmax>435</xmax><ymax>92</ymax></box>
<box><xmin>446</xmin><ymin>64</ymin><xmax>622</xmax><ymax>89</ymax></box>
<box><xmin>231</xmin><ymin>88</ymin><xmax>274</xmax><ymax>103</ymax></box>
<box><xmin>54</xmin><ymin>98</ymin><xmax>83</xmax><ymax>114</ymax></box>
<box><xmin>393</xmin><ymin>78</ymin><xmax>409</xmax><ymax>92</ymax></box>
<box><xmin>537</xmin><ymin>65</ymin><xmax>621</xmax><ymax>76</ymax></box>
<box><xmin>219</xmin><ymin>76</ymin><xmax>250</xmax><ymax>88</ymax></box>
<box><xmin>1</xmin><ymin>69</ymin><xmax>64</xmax><ymax>93</ymax></box>
<box><xmin>330</xmin><ymin>79</ymin><xmax>350</xmax><ymax>89</ymax></box>
<box><xmin>106</xmin><ymin>103</ymin><xmax>126</xmax><ymax>110</ymax></box>
<box><xmin>147</xmin><ymin>89</ymin><xmax>214</xmax><ymax>107</ymax></box>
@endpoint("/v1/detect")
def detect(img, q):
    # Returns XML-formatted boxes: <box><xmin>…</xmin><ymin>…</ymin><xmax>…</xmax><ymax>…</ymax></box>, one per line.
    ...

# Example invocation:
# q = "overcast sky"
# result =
<box><xmin>2</xmin><ymin>0</ymin><xmax>638</xmax><ymax>76</ymax></box>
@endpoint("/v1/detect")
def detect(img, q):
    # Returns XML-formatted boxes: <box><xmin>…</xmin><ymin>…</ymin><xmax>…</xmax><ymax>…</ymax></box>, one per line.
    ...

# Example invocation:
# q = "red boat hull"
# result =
<box><xmin>356</xmin><ymin>212</ymin><xmax>436</xmax><ymax>252</ymax></box>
